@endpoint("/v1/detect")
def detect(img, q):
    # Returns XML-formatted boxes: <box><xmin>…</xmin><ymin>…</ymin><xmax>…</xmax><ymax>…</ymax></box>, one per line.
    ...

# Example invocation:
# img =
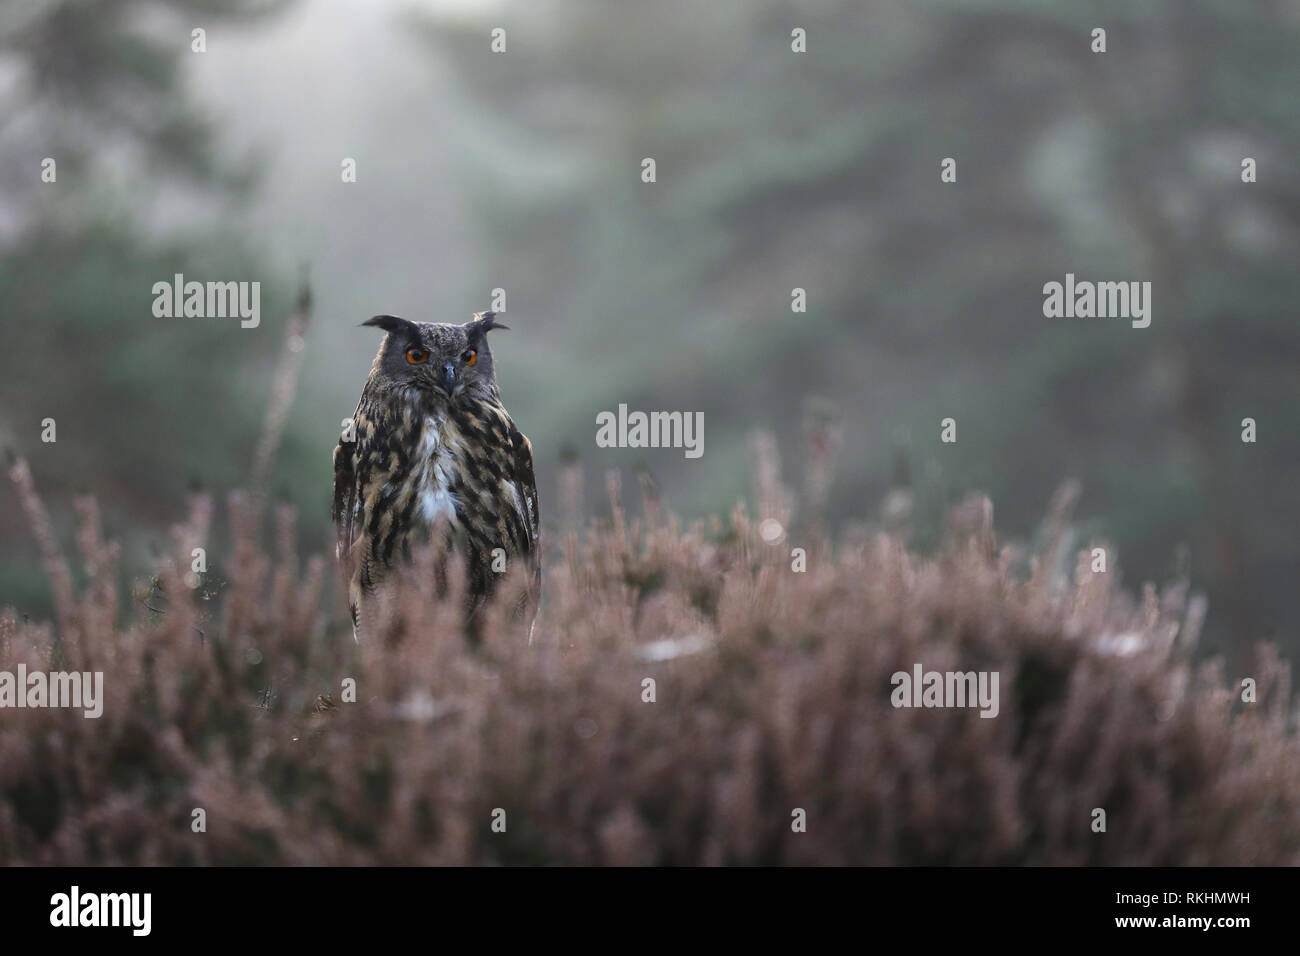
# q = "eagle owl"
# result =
<box><xmin>332</xmin><ymin>311</ymin><xmax>540</xmax><ymax>640</ymax></box>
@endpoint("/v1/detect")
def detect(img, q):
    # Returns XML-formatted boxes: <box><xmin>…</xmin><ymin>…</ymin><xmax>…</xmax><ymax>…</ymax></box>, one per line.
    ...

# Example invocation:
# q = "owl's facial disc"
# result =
<box><xmin>364</xmin><ymin>313</ymin><xmax>500</xmax><ymax>405</ymax></box>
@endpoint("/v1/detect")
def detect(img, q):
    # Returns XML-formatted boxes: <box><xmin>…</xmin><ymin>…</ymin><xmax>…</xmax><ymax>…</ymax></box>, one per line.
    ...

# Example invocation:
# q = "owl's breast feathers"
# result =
<box><xmin>332</xmin><ymin>388</ymin><xmax>540</xmax><ymax>615</ymax></box>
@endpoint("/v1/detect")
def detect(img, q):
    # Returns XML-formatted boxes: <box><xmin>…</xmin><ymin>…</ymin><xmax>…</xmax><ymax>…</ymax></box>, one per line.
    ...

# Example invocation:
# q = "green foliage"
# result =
<box><xmin>416</xmin><ymin>0</ymin><xmax>1300</xmax><ymax>660</ymax></box>
<box><xmin>0</xmin><ymin>1</ymin><xmax>298</xmax><ymax>610</ymax></box>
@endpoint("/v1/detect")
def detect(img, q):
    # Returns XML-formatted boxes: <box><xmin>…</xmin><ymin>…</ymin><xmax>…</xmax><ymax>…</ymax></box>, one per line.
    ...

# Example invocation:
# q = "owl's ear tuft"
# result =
<box><xmin>467</xmin><ymin>311</ymin><xmax>510</xmax><ymax>338</ymax></box>
<box><xmin>362</xmin><ymin>314</ymin><xmax>418</xmax><ymax>337</ymax></box>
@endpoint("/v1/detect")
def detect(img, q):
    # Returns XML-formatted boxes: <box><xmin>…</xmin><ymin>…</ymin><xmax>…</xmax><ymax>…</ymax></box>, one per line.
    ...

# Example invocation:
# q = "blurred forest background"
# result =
<box><xmin>0</xmin><ymin>0</ymin><xmax>1296</xmax><ymax>668</ymax></box>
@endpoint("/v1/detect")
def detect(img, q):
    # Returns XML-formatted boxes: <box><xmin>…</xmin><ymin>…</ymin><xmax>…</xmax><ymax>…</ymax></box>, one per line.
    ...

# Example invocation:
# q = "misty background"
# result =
<box><xmin>1</xmin><ymin>0</ymin><xmax>1297</xmax><ymax>667</ymax></box>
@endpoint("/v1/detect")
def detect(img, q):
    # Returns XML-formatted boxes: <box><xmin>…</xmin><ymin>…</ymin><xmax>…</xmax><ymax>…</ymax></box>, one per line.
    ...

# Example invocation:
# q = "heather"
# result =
<box><xmin>2</xmin><ymin>450</ymin><xmax>1296</xmax><ymax>866</ymax></box>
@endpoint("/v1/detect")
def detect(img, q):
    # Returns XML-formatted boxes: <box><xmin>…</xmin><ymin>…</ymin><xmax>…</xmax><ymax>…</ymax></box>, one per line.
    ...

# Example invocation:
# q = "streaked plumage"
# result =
<box><xmin>332</xmin><ymin>312</ymin><xmax>539</xmax><ymax>640</ymax></box>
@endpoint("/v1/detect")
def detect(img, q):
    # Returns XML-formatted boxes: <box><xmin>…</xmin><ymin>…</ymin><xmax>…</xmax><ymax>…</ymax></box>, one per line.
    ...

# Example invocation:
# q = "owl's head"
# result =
<box><xmin>361</xmin><ymin>311</ymin><xmax>508</xmax><ymax>404</ymax></box>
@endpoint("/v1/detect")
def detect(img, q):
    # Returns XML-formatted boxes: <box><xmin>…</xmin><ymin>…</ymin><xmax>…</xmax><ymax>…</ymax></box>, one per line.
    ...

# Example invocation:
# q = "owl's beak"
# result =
<box><xmin>441</xmin><ymin>363</ymin><xmax>457</xmax><ymax>396</ymax></box>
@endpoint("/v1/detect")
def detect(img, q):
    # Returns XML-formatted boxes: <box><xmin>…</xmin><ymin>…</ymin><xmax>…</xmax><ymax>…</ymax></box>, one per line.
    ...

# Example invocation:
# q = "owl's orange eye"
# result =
<box><xmin>461</xmin><ymin>349</ymin><xmax>477</xmax><ymax>367</ymax></box>
<box><xmin>406</xmin><ymin>347</ymin><xmax>429</xmax><ymax>365</ymax></box>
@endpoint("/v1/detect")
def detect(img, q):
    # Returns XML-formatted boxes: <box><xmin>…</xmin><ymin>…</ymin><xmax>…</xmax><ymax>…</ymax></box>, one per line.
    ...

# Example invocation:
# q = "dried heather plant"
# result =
<box><xmin>2</xmin><ymin>439</ymin><xmax>1297</xmax><ymax>865</ymax></box>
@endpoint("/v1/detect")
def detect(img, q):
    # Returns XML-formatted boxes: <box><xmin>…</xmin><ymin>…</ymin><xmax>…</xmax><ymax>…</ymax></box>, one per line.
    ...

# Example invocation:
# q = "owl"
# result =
<box><xmin>332</xmin><ymin>311</ymin><xmax>540</xmax><ymax>640</ymax></box>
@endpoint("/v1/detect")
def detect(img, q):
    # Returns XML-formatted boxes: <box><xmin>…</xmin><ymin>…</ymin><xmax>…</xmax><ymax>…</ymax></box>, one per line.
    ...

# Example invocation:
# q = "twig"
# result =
<box><xmin>249</xmin><ymin>264</ymin><xmax>314</xmax><ymax>517</ymax></box>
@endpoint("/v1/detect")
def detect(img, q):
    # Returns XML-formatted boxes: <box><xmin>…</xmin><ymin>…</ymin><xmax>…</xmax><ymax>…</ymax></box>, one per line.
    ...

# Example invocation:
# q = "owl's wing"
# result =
<box><xmin>505</xmin><ymin>427</ymin><xmax>541</xmax><ymax>630</ymax></box>
<box><xmin>331</xmin><ymin>425</ymin><xmax>360</xmax><ymax>575</ymax></box>
<box><xmin>508</xmin><ymin>429</ymin><xmax>540</xmax><ymax>558</ymax></box>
